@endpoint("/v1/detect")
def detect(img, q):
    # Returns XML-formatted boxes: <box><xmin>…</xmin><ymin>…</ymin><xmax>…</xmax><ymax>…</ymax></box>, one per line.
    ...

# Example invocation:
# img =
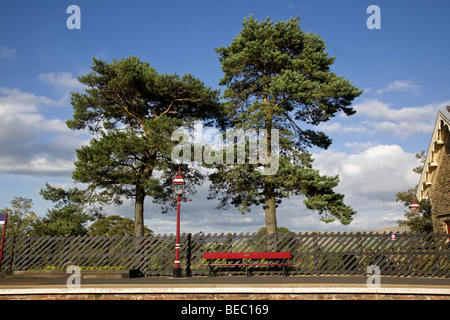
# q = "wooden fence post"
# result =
<box><xmin>185</xmin><ymin>233</ymin><xmax>192</xmax><ymax>277</ymax></box>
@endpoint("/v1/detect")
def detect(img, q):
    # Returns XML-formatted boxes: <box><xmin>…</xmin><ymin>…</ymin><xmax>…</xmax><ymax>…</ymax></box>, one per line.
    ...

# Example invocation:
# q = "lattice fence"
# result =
<box><xmin>0</xmin><ymin>232</ymin><xmax>449</xmax><ymax>277</ymax></box>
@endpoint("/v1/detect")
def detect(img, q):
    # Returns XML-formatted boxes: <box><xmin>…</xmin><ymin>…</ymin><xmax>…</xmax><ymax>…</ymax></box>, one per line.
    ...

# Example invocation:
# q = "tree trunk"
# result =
<box><xmin>263</xmin><ymin>101</ymin><xmax>277</xmax><ymax>234</ymax></box>
<box><xmin>264</xmin><ymin>187</ymin><xmax>277</xmax><ymax>235</ymax></box>
<box><xmin>134</xmin><ymin>184</ymin><xmax>145</xmax><ymax>236</ymax></box>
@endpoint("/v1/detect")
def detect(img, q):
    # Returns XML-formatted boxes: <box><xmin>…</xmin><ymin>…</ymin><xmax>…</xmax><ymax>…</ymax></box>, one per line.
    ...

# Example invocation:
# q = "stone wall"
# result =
<box><xmin>0</xmin><ymin>292</ymin><xmax>449</xmax><ymax>300</ymax></box>
<box><xmin>430</xmin><ymin>121</ymin><xmax>450</xmax><ymax>233</ymax></box>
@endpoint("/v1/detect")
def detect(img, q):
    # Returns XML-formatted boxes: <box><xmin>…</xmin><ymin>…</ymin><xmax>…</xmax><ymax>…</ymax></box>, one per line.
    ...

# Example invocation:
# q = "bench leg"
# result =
<box><xmin>245</xmin><ymin>260</ymin><xmax>250</xmax><ymax>277</ymax></box>
<box><xmin>208</xmin><ymin>264</ymin><xmax>213</xmax><ymax>277</ymax></box>
<box><xmin>282</xmin><ymin>259</ymin><xmax>287</xmax><ymax>276</ymax></box>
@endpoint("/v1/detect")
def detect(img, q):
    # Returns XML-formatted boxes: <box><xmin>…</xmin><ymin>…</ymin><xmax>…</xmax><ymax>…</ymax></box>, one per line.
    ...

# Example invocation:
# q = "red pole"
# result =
<box><xmin>0</xmin><ymin>214</ymin><xmax>8</xmax><ymax>271</ymax></box>
<box><xmin>173</xmin><ymin>194</ymin><xmax>182</xmax><ymax>278</ymax></box>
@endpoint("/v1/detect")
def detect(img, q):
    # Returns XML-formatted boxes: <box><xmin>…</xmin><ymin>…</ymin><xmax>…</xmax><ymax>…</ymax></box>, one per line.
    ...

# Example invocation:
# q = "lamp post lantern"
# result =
<box><xmin>172</xmin><ymin>168</ymin><xmax>185</xmax><ymax>196</ymax></box>
<box><xmin>409</xmin><ymin>197</ymin><xmax>420</xmax><ymax>216</ymax></box>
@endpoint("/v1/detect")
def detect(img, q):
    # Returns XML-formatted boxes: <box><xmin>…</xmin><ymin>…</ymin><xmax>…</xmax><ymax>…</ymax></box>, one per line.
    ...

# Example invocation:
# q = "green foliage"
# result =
<box><xmin>216</xmin><ymin>15</ymin><xmax>360</xmax><ymax>132</ymax></box>
<box><xmin>0</xmin><ymin>197</ymin><xmax>38</xmax><ymax>237</ymax></box>
<box><xmin>67</xmin><ymin>57</ymin><xmax>223</xmax><ymax>134</ymax></box>
<box><xmin>33</xmin><ymin>183</ymin><xmax>100</xmax><ymax>236</ymax></box>
<box><xmin>72</xmin><ymin>130</ymin><xmax>157</xmax><ymax>204</ymax></box>
<box><xmin>396</xmin><ymin>151</ymin><xmax>433</xmax><ymax>233</ymax></box>
<box><xmin>88</xmin><ymin>214</ymin><xmax>152</xmax><ymax>236</ymax></box>
<box><xmin>256</xmin><ymin>226</ymin><xmax>293</xmax><ymax>235</ymax></box>
<box><xmin>397</xmin><ymin>196</ymin><xmax>433</xmax><ymax>233</ymax></box>
<box><xmin>211</xmin><ymin>15</ymin><xmax>361</xmax><ymax>232</ymax></box>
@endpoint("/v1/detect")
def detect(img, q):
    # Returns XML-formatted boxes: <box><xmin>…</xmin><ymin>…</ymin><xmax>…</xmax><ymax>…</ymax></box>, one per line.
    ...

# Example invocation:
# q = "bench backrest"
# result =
<box><xmin>203</xmin><ymin>252</ymin><xmax>291</xmax><ymax>260</ymax></box>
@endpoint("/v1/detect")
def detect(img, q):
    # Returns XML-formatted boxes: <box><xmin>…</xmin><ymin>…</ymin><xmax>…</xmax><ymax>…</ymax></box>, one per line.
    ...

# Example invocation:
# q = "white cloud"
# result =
<box><xmin>344</xmin><ymin>141</ymin><xmax>377</xmax><ymax>152</ymax></box>
<box><xmin>350</xmin><ymin>98</ymin><xmax>450</xmax><ymax>138</ymax></box>
<box><xmin>0</xmin><ymin>45</ymin><xmax>17</xmax><ymax>59</ymax></box>
<box><xmin>329</xmin><ymin>98</ymin><xmax>448</xmax><ymax>138</ymax></box>
<box><xmin>317</xmin><ymin>122</ymin><xmax>368</xmax><ymax>135</ymax></box>
<box><xmin>312</xmin><ymin>144</ymin><xmax>419</xmax><ymax>204</ymax></box>
<box><xmin>0</xmin><ymin>87</ymin><xmax>62</xmax><ymax>116</ymax></box>
<box><xmin>38</xmin><ymin>72</ymin><xmax>86</xmax><ymax>91</ymax></box>
<box><xmin>354</xmin><ymin>98</ymin><xmax>444</xmax><ymax>123</ymax></box>
<box><xmin>296</xmin><ymin>144</ymin><xmax>420</xmax><ymax>231</ymax></box>
<box><xmin>0</xmin><ymin>87</ymin><xmax>88</xmax><ymax>177</ymax></box>
<box><xmin>0</xmin><ymin>157</ymin><xmax>75</xmax><ymax>177</ymax></box>
<box><xmin>375</xmin><ymin>80</ymin><xmax>420</xmax><ymax>95</ymax></box>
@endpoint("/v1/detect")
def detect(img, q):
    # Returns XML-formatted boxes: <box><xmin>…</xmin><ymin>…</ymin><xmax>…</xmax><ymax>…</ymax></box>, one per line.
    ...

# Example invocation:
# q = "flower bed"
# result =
<box><xmin>29</xmin><ymin>265</ymin><xmax>125</xmax><ymax>271</ymax></box>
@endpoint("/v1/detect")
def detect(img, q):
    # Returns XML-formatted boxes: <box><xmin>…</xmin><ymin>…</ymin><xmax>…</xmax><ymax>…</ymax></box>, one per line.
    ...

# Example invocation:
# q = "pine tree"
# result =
<box><xmin>67</xmin><ymin>57</ymin><xmax>222</xmax><ymax>235</ymax></box>
<box><xmin>33</xmin><ymin>183</ymin><xmax>99</xmax><ymax>236</ymax></box>
<box><xmin>210</xmin><ymin>15</ymin><xmax>362</xmax><ymax>234</ymax></box>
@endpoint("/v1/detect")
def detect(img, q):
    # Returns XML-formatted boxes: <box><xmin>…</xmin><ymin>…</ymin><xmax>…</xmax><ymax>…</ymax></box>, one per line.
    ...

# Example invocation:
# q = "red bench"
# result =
<box><xmin>203</xmin><ymin>252</ymin><xmax>292</xmax><ymax>277</ymax></box>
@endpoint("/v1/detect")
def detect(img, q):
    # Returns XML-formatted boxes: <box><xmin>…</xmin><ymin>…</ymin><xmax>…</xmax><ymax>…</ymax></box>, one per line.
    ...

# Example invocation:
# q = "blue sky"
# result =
<box><xmin>1</xmin><ymin>0</ymin><xmax>449</xmax><ymax>234</ymax></box>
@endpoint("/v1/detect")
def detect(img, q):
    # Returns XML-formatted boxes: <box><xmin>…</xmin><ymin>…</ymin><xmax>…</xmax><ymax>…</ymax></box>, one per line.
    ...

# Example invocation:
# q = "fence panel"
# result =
<box><xmin>0</xmin><ymin>232</ymin><xmax>448</xmax><ymax>277</ymax></box>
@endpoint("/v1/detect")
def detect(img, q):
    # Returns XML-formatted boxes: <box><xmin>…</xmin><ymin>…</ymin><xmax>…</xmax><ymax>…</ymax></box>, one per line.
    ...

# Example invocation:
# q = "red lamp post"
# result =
<box><xmin>409</xmin><ymin>197</ymin><xmax>420</xmax><ymax>215</ymax></box>
<box><xmin>170</xmin><ymin>167</ymin><xmax>191</xmax><ymax>278</ymax></box>
<box><xmin>172</xmin><ymin>168</ymin><xmax>184</xmax><ymax>278</ymax></box>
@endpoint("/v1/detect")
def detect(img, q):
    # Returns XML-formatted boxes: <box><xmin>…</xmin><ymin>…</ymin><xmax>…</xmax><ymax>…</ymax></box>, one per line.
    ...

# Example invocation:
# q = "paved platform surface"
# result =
<box><xmin>1</xmin><ymin>274</ymin><xmax>450</xmax><ymax>286</ymax></box>
<box><xmin>0</xmin><ymin>275</ymin><xmax>449</xmax><ymax>294</ymax></box>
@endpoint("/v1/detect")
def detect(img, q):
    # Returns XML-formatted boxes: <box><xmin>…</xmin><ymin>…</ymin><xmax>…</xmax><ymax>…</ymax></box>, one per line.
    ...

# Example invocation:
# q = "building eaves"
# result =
<box><xmin>416</xmin><ymin>108</ymin><xmax>450</xmax><ymax>201</ymax></box>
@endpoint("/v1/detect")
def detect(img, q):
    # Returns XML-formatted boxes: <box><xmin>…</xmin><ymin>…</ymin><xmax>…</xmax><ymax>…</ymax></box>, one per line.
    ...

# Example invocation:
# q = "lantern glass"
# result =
<box><xmin>410</xmin><ymin>206</ymin><xmax>420</xmax><ymax>215</ymax></box>
<box><xmin>173</xmin><ymin>182</ymin><xmax>184</xmax><ymax>195</ymax></box>
<box><xmin>409</xmin><ymin>198</ymin><xmax>420</xmax><ymax>215</ymax></box>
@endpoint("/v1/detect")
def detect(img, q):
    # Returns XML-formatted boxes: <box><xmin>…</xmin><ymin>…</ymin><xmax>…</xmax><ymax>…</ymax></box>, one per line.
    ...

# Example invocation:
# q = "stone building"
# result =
<box><xmin>416</xmin><ymin>107</ymin><xmax>450</xmax><ymax>234</ymax></box>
